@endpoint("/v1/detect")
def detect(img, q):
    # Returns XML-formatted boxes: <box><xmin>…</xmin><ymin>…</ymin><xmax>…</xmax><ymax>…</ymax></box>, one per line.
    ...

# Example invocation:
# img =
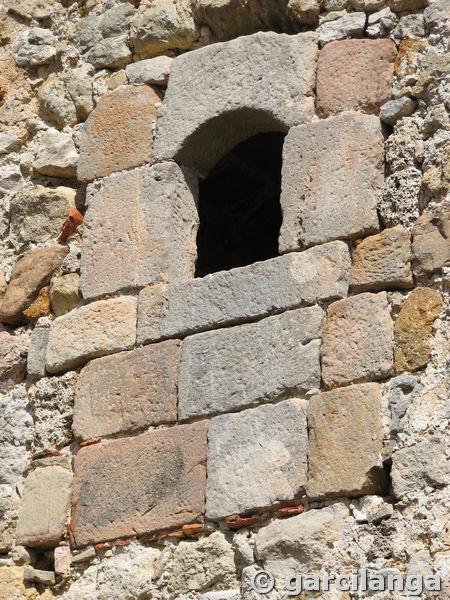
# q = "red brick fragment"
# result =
<box><xmin>225</xmin><ymin>515</ymin><xmax>259</xmax><ymax>530</ymax></box>
<box><xmin>114</xmin><ymin>539</ymin><xmax>131</xmax><ymax>547</ymax></box>
<box><xmin>32</xmin><ymin>449</ymin><xmax>62</xmax><ymax>460</ymax></box>
<box><xmin>182</xmin><ymin>523</ymin><xmax>203</xmax><ymax>537</ymax></box>
<box><xmin>57</xmin><ymin>206</ymin><xmax>83</xmax><ymax>244</ymax></box>
<box><xmin>94</xmin><ymin>542</ymin><xmax>112</xmax><ymax>552</ymax></box>
<box><xmin>79</xmin><ymin>437</ymin><xmax>102</xmax><ymax>448</ymax></box>
<box><xmin>277</xmin><ymin>505</ymin><xmax>305</xmax><ymax>518</ymax></box>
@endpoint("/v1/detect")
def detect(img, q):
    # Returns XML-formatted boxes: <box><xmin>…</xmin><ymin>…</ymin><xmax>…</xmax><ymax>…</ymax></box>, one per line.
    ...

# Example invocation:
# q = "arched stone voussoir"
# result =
<box><xmin>153</xmin><ymin>31</ymin><xmax>318</xmax><ymax>176</ymax></box>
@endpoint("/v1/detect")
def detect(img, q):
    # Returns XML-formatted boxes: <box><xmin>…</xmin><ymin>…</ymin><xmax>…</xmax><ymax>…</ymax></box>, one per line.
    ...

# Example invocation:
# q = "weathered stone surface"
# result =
<box><xmin>0</xmin><ymin>385</ymin><xmax>32</xmax><ymax>485</ymax></box>
<box><xmin>391</xmin><ymin>435</ymin><xmax>450</xmax><ymax>499</ymax></box>
<box><xmin>27</xmin><ymin>323</ymin><xmax>50</xmax><ymax>379</ymax></box>
<box><xmin>50</xmin><ymin>273</ymin><xmax>80</xmax><ymax>317</ymax></box>
<box><xmin>0</xmin><ymin>331</ymin><xmax>29</xmax><ymax>393</ymax></box>
<box><xmin>424</xmin><ymin>0</ymin><xmax>450</xmax><ymax>50</ymax></box>
<box><xmin>73</xmin><ymin>341</ymin><xmax>179</xmax><ymax>440</ymax></box>
<box><xmin>306</xmin><ymin>383</ymin><xmax>386</xmax><ymax>499</ymax></box>
<box><xmin>206</xmin><ymin>399</ymin><xmax>308</xmax><ymax>519</ymax></box>
<box><xmin>0</xmin><ymin>487</ymin><xmax>17</xmax><ymax>553</ymax></box>
<box><xmin>5</xmin><ymin>0</ymin><xmax>53</xmax><ymax>21</ymax></box>
<box><xmin>349</xmin><ymin>226</ymin><xmax>413</xmax><ymax>292</ymax></box>
<box><xmin>0</xmin><ymin>246</ymin><xmax>68</xmax><ymax>325</ymax></box>
<box><xmin>179</xmin><ymin>306</ymin><xmax>324</xmax><ymax>420</ymax></box>
<box><xmin>387</xmin><ymin>374</ymin><xmax>422</xmax><ymax>435</ymax></box>
<box><xmin>126</xmin><ymin>56</ymin><xmax>173</xmax><ymax>86</ymax></box>
<box><xmin>9</xmin><ymin>185</ymin><xmax>76</xmax><ymax>250</ymax></box>
<box><xmin>23</xmin><ymin>286</ymin><xmax>51</xmax><ymax>322</ymax></box>
<box><xmin>153</xmin><ymin>31</ymin><xmax>318</xmax><ymax>174</ymax></box>
<box><xmin>72</xmin><ymin>422</ymin><xmax>208</xmax><ymax>547</ymax></box>
<box><xmin>0</xmin><ymin>131</ymin><xmax>22</xmax><ymax>154</ymax></box>
<box><xmin>379</xmin><ymin>167</ymin><xmax>423</xmax><ymax>229</ymax></box>
<box><xmin>316</xmin><ymin>39</ymin><xmax>397</xmax><ymax>117</ymax></box>
<box><xmin>46</xmin><ymin>297</ymin><xmax>137</xmax><ymax>374</ymax></box>
<box><xmin>367</xmin><ymin>7</ymin><xmax>398</xmax><ymax>38</ymax></box>
<box><xmin>168</xmin><ymin>532</ymin><xmax>236</xmax><ymax>597</ymax></box>
<box><xmin>380</xmin><ymin>97</ymin><xmax>417</xmax><ymax>126</ymax></box>
<box><xmin>16</xmin><ymin>465</ymin><xmax>72</xmax><ymax>548</ymax></box>
<box><xmin>0</xmin><ymin>270</ymin><xmax>6</xmax><ymax>304</ymax></box>
<box><xmin>388</xmin><ymin>0</ymin><xmax>428</xmax><ymax>12</ymax></box>
<box><xmin>23</xmin><ymin>567</ymin><xmax>55</xmax><ymax>586</ymax></box>
<box><xmin>54</xmin><ymin>546</ymin><xmax>71</xmax><ymax>575</ymax></box>
<box><xmin>31</xmin><ymin>128</ymin><xmax>78</xmax><ymax>178</ymax></box>
<box><xmin>255</xmin><ymin>503</ymin><xmax>349</xmax><ymax>577</ymax></box>
<box><xmin>318</xmin><ymin>12</ymin><xmax>366</xmax><ymax>47</ymax></box>
<box><xmin>12</xmin><ymin>28</ymin><xmax>56</xmax><ymax>67</ymax></box>
<box><xmin>411</xmin><ymin>205</ymin><xmax>450</xmax><ymax>277</ymax></box>
<box><xmin>77</xmin><ymin>86</ymin><xmax>160</xmax><ymax>183</ymax></box>
<box><xmin>138</xmin><ymin>241</ymin><xmax>349</xmax><ymax>344</ymax></box>
<box><xmin>130</xmin><ymin>0</ymin><xmax>198</xmax><ymax>60</ymax></box>
<box><xmin>80</xmin><ymin>163</ymin><xmax>198</xmax><ymax>299</ymax></box>
<box><xmin>288</xmin><ymin>0</ymin><xmax>321</xmax><ymax>25</ymax></box>
<box><xmin>321</xmin><ymin>292</ymin><xmax>394</xmax><ymax>389</ymax></box>
<box><xmin>28</xmin><ymin>372</ymin><xmax>78</xmax><ymax>451</ymax></box>
<box><xmin>280</xmin><ymin>113</ymin><xmax>383</xmax><ymax>251</ymax></box>
<box><xmin>0</xmin><ymin>566</ymin><xmax>33</xmax><ymax>599</ymax></box>
<box><xmin>394</xmin><ymin>287</ymin><xmax>443</xmax><ymax>373</ymax></box>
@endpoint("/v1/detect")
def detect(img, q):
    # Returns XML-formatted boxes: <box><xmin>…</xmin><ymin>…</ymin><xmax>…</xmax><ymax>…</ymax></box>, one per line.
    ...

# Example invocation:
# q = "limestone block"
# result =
<box><xmin>387</xmin><ymin>374</ymin><xmax>422</xmax><ymax>436</ymax></box>
<box><xmin>178</xmin><ymin>306</ymin><xmax>324</xmax><ymax>420</ymax></box>
<box><xmin>349</xmin><ymin>226</ymin><xmax>413</xmax><ymax>292</ymax></box>
<box><xmin>279</xmin><ymin>113</ymin><xmax>383</xmax><ymax>251</ymax></box>
<box><xmin>394</xmin><ymin>287</ymin><xmax>443</xmax><ymax>373</ymax></box>
<box><xmin>153</xmin><ymin>31</ymin><xmax>318</xmax><ymax>174</ymax></box>
<box><xmin>206</xmin><ymin>399</ymin><xmax>308</xmax><ymax>519</ymax></box>
<box><xmin>38</xmin><ymin>75</ymin><xmax>78</xmax><ymax>129</ymax></box>
<box><xmin>23</xmin><ymin>567</ymin><xmax>55</xmax><ymax>586</ymax></box>
<box><xmin>73</xmin><ymin>341</ymin><xmax>179</xmax><ymax>440</ymax></box>
<box><xmin>321</xmin><ymin>292</ymin><xmax>394</xmax><ymax>389</ymax></box>
<box><xmin>50</xmin><ymin>273</ymin><xmax>80</xmax><ymax>316</ymax></box>
<box><xmin>72</xmin><ymin>422</ymin><xmax>208</xmax><ymax>547</ymax></box>
<box><xmin>168</xmin><ymin>532</ymin><xmax>236</xmax><ymax>596</ymax></box>
<box><xmin>4</xmin><ymin>0</ymin><xmax>52</xmax><ymax>21</ymax></box>
<box><xmin>12</xmin><ymin>28</ymin><xmax>56</xmax><ymax>67</ymax></box>
<box><xmin>0</xmin><ymin>331</ymin><xmax>29</xmax><ymax>393</ymax></box>
<box><xmin>16</xmin><ymin>466</ymin><xmax>72</xmax><ymax>548</ymax></box>
<box><xmin>77</xmin><ymin>86</ymin><xmax>160</xmax><ymax>183</ymax></box>
<box><xmin>316</xmin><ymin>39</ymin><xmax>397</xmax><ymax>117</ymax></box>
<box><xmin>0</xmin><ymin>131</ymin><xmax>22</xmax><ymax>154</ymax></box>
<box><xmin>0</xmin><ymin>386</ymin><xmax>33</xmax><ymax>485</ymax></box>
<box><xmin>411</xmin><ymin>205</ymin><xmax>450</xmax><ymax>277</ymax></box>
<box><xmin>0</xmin><ymin>246</ymin><xmax>68</xmax><ymax>325</ymax></box>
<box><xmin>32</xmin><ymin>128</ymin><xmax>78</xmax><ymax>179</ymax></box>
<box><xmin>318</xmin><ymin>12</ymin><xmax>366</xmax><ymax>47</ymax></box>
<box><xmin>9</xmin><ymin>185</ymin><xmax>75</xmax><ymax>250</ymax></box>
<box><xmin>380</xmin><ymin>97</ymin><xmax>417</xmax><ymax>126</ymax></box>
<box><xmin>255</xmin><ymin>503</ymin><xmax>349</xmax><ymax>577</ymax></box>
<box><xmin>391</xmin><ymin>435</ymin><xmax>449</xmax><ymax>499</ymax></box>
<box><xmin>137</xmin><ymin>241</ymin><xmax>350</xmax><ymax>344</ymax></box>
<box><xmin>45</xmin><ymin>297</ymin><xmax>137</xmax><ymax>374</ymax></box>
<box><xmin>126</xmin><ymin>56</ymin><xmax>173</xmax><ymax>86</ymax></box>
<box><xmin>130</xmin><ymin>0</ymin><xmax>198</xmax><ymax>60</ymax></box>
<box><xmin>80</xmin><ymin>163</ymin><xmax>198</xmax><ymax>300</ymax></box>
<box><xmin>306</xmin><ymin>383</ymin><xmax>386</xmax><ymax>499</ymax></box>
<box><xmin>424</xmin><ymin>0</ymin><xmax>450</xmax><ymax>49</ymax></box>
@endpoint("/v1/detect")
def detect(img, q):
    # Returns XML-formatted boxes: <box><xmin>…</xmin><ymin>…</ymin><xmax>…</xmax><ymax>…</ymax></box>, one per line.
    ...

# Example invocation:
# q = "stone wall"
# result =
<box><xmin>0</xmin><ymin>0</ymin><xmax>449</xmax><ymax>599</ymax></box>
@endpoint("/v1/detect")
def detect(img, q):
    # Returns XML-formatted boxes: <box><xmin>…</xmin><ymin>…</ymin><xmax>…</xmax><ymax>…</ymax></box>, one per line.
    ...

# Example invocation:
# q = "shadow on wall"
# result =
<box><xmin>195</xmin><ymin>131</ymin><xmax>285</xmax><ymax>277</ymax></box>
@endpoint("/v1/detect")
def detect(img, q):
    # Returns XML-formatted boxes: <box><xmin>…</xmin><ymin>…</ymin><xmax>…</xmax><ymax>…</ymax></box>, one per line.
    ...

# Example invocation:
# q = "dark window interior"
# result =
<box><xmin>195</xmin><ymin>132</ymin><xmax>285</xmax><ymax>277</ymax></box>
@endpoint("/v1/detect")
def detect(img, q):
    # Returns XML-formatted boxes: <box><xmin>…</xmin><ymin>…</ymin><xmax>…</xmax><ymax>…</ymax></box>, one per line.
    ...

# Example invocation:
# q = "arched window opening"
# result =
<box><xmin>195</xmin><ymin>132</ymin><xmax>285</xmax><ymax>277</ymax></box>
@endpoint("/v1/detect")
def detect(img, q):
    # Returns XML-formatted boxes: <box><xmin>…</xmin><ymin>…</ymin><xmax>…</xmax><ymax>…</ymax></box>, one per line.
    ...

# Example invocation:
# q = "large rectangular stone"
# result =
<box><xmin>178</xmin><ymin>306</ymin><xmax>324</xmax><ymax>420</ymax></box>
<box><xmin>279</xmin><ymin>112</ymin><xmax>383</xmax><ymax>251</ymax></box>
<box><xmin>80</xmin><ymin>162</ymin><xmax>199</xmax><ymax>300</ymax></box>
<box><xmin>46</xmin><ymin>297</ymin><xmax>137</xmax><ymax>374</ymax></box>
<box><xmin>206</xmin><ymin>399</ymin><xmax>308</xmax><ymax>520</ymax></box>
<box><xmin>321</xmin><ymin>291</ymin><xmax>394</xmax><ymax>389</ymax></box>
<box><xmin>306</xmin><ymin>383</ymin><xmax>386</xmax><ymax>500</ymax></box>
<box><xmin>73</xmin><ymin>341</ymin><xmax>179</xmax><ymax>441</ymax></box>
<box><xmin>72</xmin><ymin>422</ymin><xmax>208</xmax><ymax>547</ymax></box>
<box><xmin>137</xmin><ymin>241</ymin><xmax>349</xmax><ymax>344</ymax></box>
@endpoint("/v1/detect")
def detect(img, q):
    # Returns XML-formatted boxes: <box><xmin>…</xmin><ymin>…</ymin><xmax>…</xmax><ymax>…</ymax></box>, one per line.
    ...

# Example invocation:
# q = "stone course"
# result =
<box><xmin>321</xmin><ymin>292</ymin><xmax>394</xmax><ymax>388</ymax></box>
<box><xmin>279</xmin><ymin>112</ymin><xmax>383</xmax><ymax>251</ymax></box>
<box><xmin>178</xmin><ymin>307</ymin><xmax>324</xmax><ymax>420</ymax></box>
<box><xmin>137</xmin><ymin>241</ymin><xmax>349</xmax><ymax>344</ymax></box>
<box><xmin>72</xmin><ymin>422</ymin><xmax>208</xmax><ymax>547</ymax></box>
<box><xmin>73</xmin><ymin>341</ymin><xmax>179</xmax><ymax>441</ymax></box>
<box><xmin>306</xmin><ymin>383</ymin><xmax>386</xmax><ymax>499</ymax></box>
<box><xmin>46</xmin><ymin>297</ymin><xmax>137</xmax><ymax>374</ymax></box>
<box><xmin>206</xmin><ymin>399</ymin><xmax>308</xmax><ymax>519</ymax></box>
<box><xmin>80</xmin><ymin>163</ymin><xmax>199</xmax><ymax>300</ymax></box>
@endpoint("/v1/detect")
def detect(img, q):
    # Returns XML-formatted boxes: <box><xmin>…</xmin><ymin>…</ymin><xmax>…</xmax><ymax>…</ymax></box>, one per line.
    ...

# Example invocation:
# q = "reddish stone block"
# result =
<box><xmin>72</xmin><ymin>422</ymin><xmax>208</xmax><ymax>547</ymax></box>
<box><xmin>316</xmin><ymin>39</ymin><xmax>397</xmax><ymax>118</ymax></box>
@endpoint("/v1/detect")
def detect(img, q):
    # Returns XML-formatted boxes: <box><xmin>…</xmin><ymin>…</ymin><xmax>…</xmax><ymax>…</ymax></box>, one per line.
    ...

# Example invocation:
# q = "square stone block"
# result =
<box><xmin>73</xmin><ymin>340</ymin><xmax>179</xmax><ymax>440</ymax></box>
<box><xmin>321</xmin><ymin>292</ymin><xmax>394</xmax><ymax>389</ymax></box>
<box><xmin>206</xmin><ymin>399</ymin><xmax>308</xmax><ymax>519</ymax></box>
<box><xmin>279</xmin><ymin>112</ymin><xmax>383</xmax><ymax>251</ymax></box>
<box><xmin>72</xmin><ymin>421</ymin><xmax>208</xmax><ymax>547</ymax></box>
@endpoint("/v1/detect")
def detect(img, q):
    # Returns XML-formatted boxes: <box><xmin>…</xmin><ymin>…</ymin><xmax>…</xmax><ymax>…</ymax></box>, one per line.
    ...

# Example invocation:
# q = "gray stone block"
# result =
<box><xmin>27</xmin><ymin>325</ymin><xmax>50</xmax><ymax>379</ymax></box>
<box><xmin>178</xmin><ymin>306</ymin><xmax>324</xmax><ymax>420</ymax></box>
<box><xmin>138</xmin><ymin>241</ymin><xmax>349</xmax><ymax>344</ymax></box>
<box><xmin>206</xmin><ymin>399</ymin><xmax>308</xmax><ymax>519</ymax></box>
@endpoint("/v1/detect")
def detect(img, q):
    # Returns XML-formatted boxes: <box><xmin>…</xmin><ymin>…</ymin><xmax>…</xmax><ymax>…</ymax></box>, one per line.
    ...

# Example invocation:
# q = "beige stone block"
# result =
<box><xmin>45</xmin><ymin>296</ymin><xmax>137</xmax><ymax>374</ymax></box>
<box><xmin>279</xmin><ymin>112</ymin><xmax>383</xmax><ymax>251</ymax></box>
<box><xmin>73</xmin><ymin>340</ymin><xmax>179</xmax><ymax>440</ymax></box>
<box><xmin>72</xmin><ymin>422</ymin><xmax>208</xmax><ymax>547</ymax></box>
<box><xmin>77</xmin><ymin>85</ymin><xmax>161</xmax><ymax>182</ymax></box>
<box><xmin>316</xmin><ymin>39</ymin><xmax>397</xmax><ymax>118</ymax></box>
<box><xmin>50</xmin><ymin>273</ymin><xmax>80</xmax><ymax>316</ymax></box>
<box><xmin>16</xmin><ymin>466</ymin><xmax>72</xmax><ymax>548</ymax></box>
<box><xmin>321</xmin><ymin>292</ymin><xmax>394</xmax><ymax>389</ymax></box>
<box><xmin>411</xmin><ymin>205</ymin><xmax>450</xmax><ymax>277</ymax></box>
<box><xmin>394</xmin><ymin>287</ymin><xmax>443</xmax><ymax>373</ymax></box>
<box><xmin>349</xmin><ymin>225</ymin><xmax>414</xmax><ymax>292</ymax></box>
<box><xmin>306</xmin><ymin>383</ymin><xmax>386</xmax><ymax>499</ymax></box>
